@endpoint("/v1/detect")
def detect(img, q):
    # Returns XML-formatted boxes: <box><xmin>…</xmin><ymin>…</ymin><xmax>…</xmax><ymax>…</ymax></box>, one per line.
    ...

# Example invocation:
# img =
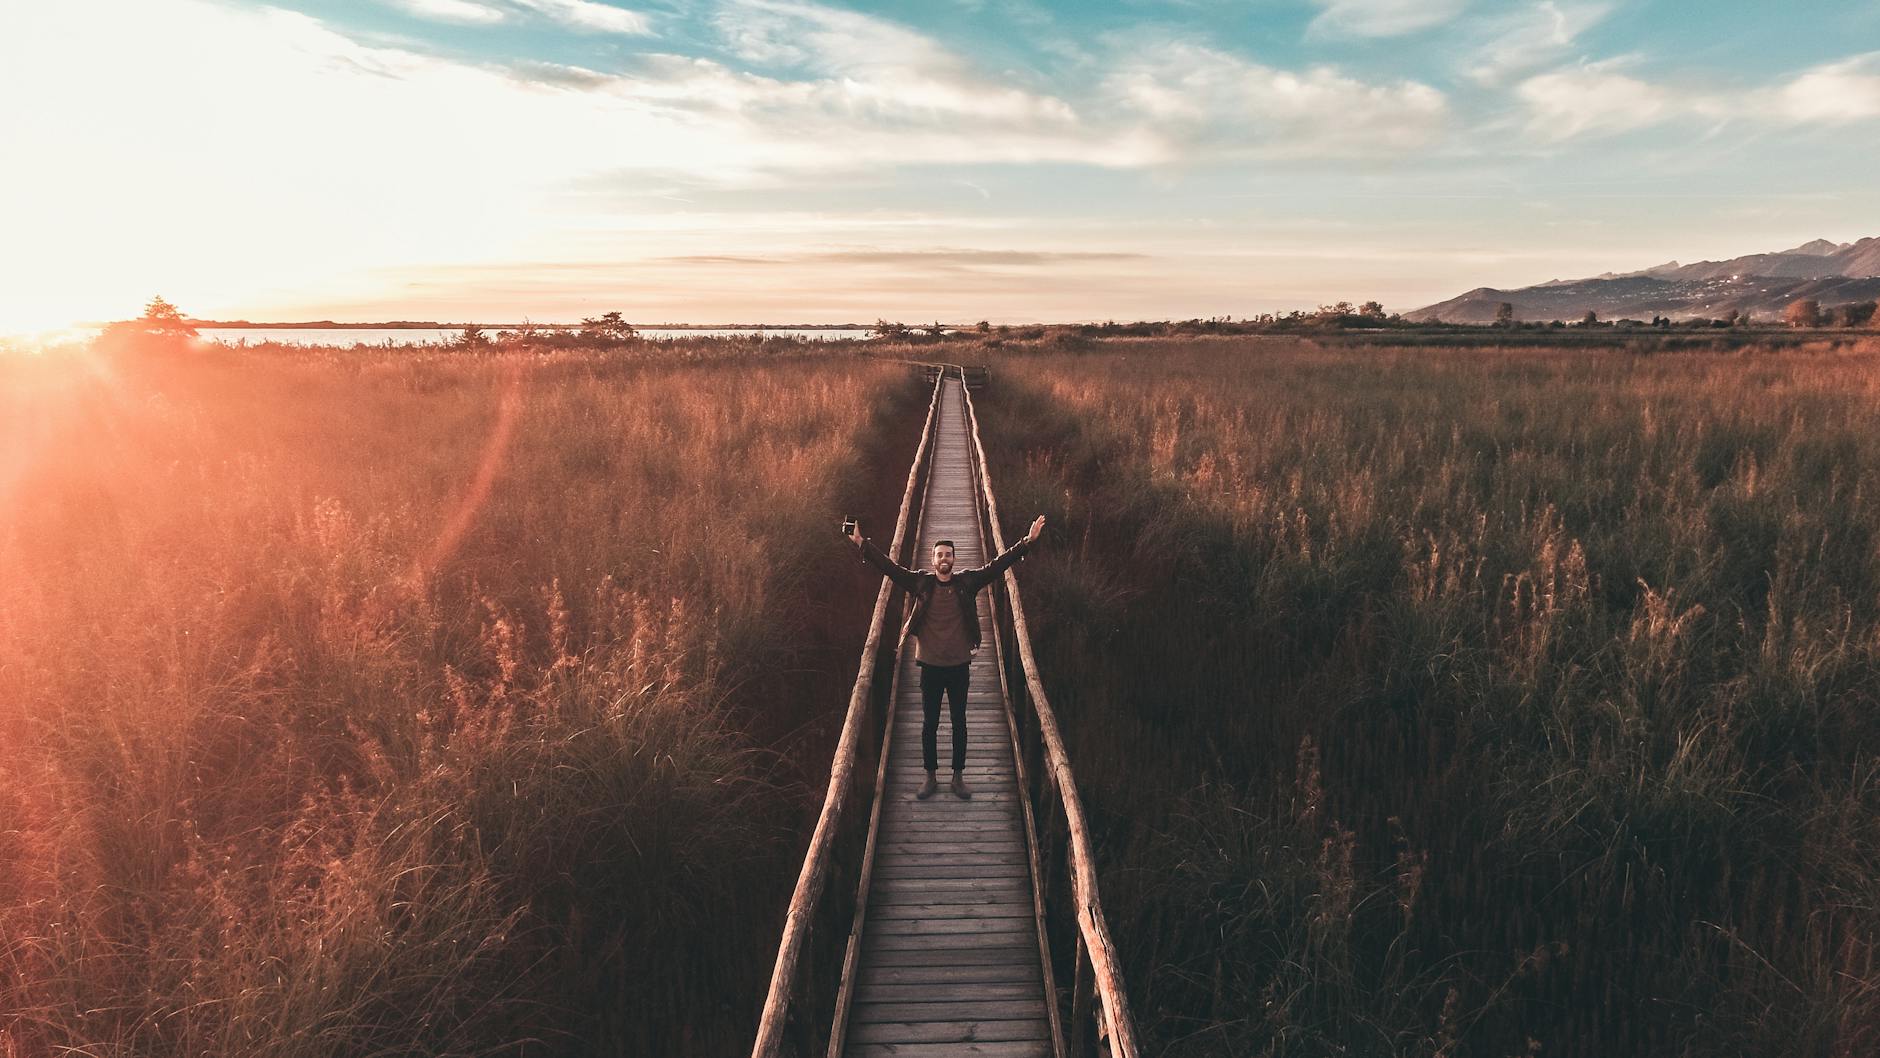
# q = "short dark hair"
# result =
<box><xmin>933</xmin><ymin>540</ymin><xmax>956</xmax><ymax>552</ymax></box>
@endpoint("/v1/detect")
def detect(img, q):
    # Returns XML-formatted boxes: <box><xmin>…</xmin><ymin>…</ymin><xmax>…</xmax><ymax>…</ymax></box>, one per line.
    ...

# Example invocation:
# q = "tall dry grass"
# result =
<box><xmin>0</xmin><ymin>341</ymin><xmax>922</xmax><ymax>1056</ymax></box>
<box><xmin>978</xmin><ymin>338</ymin><xmax>1880</xmax><ymax>1057</ymax></box>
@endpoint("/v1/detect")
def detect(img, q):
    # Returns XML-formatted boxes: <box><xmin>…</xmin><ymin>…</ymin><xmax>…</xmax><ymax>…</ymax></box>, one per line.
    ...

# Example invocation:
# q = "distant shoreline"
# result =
<box><xmin>179</xmin><ymin>320</ymin><xmax>876</xmax><ymax>330</ymax></box>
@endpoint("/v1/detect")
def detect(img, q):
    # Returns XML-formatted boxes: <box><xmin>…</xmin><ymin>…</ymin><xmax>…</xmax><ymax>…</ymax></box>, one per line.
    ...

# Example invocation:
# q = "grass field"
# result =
<box><xmin>5</xmin><ymin>334</ymin><xmax>1877</xmax><ymax>1057</ymax></box>
<box><xmin>0</xmin><ymin>341</ymin><xmax>923</xmax><ymax>1056</ymax></box>
<box><xmin>978</xmin><ymin>338</ymin><xmax>1880</xmax><ymax>1057</ymax></box>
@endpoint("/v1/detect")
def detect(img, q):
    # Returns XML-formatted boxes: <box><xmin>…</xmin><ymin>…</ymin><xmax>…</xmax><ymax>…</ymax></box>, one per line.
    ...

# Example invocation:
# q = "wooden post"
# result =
<box><xmin>1070</xmin><ymin>935</ymin><xmax>1094</xmax><ymax>1058</ymax></box>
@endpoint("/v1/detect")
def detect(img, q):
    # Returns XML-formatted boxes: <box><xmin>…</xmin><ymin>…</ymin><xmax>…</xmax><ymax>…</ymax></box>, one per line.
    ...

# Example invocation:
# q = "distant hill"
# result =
<box><xmin>1408</xmin><ymin>236</ymin><xmax>1880</xmax><ymax>323</ymax></box>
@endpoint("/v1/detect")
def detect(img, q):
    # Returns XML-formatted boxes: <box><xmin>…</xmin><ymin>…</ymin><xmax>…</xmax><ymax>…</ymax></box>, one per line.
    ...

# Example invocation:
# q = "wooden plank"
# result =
<box><xmin>889</xmin><ymin>815</ymin><xmax>1021</xmax><ymax>825</ymax></box>
<box><xmin>876</xmin><ymin>855</ymin><xmax>1026</xmax><ymax>867</ymax></box>
<box><xmin>854</xmin><ymin>1000</ymin><xmax>1043</xmax><ymax>1023</ymax></box>
<box><xmin>870</xmin><ymin>903</ymin><xmax>1033</xmax><ymax>921</ymax></box>
<box><xmin>872</xmin><ymin>875</ymin><xmax>1028</xmax><ymax>891</ymax></box>
<box><xmin>877</xmin><ymin>843</ymin><xmax>1024</xmax><ymax>855</ymax></box>
<box><xmin>883</xmin><ymin>819</ymin><xmax>1021</xmax><ymax>831</ymax></box>
<box><xmin>873</xmin><ymin>852</ymin><xmax>1029</xmax><ymax>864</ymax></box>
<box><xmin>884</xmin><ymin>809</ymin><xmax>1018</xmax><ymax>820</ymax></box>
<box><xmin>848</xmin><ymin>1042</ymin><xmax>1049</xmax><ymax>1058</ymax></box>
<box><xmin>875</xmin><ymin>856</ymin><xmax>1026</xmax><ymax>869</ymax></box>
<box><xmin>871</xmin><ymin>892</ymin><xmax>1030</xmax><ymax>909</ymax></box>
<box><xmin>888</xmin><ymin>821</ymin><xmax>1024</xmax><ymax>832</ymax></box>
<box><xmin>848</xmin><ymin>1019</ymin><xmax>1051</xmax><ymax>1044</ymax></box>
<box><xmin>871</xmin><ymin>893</ymin><xmax>1029</xmax><ymax>907</ymax></box>
<box><xmin>860</xmin><ymin>964</ymin><xmax>1040</xmax><ymax>986</ymax></box>
<box><xmin>854</xmin><ymin>982</ymin><xmax>1042</xmax><ymax>1003</ymax></box>
<box><xmin>873</xmin><ymin>874</ymin><xmax>1028</xmax><ymax>887</ymax></box>
<box><xmin>874</xmin><ymin>845</ymin><xmax>1025</xmax><ymax>858</ymax></box>
<box><xmin>873</xmin><ymin>865</ymin><xmax>1031</xmax><ymax>880</ymax></box>
<box><xmin>866</xmin><ymin>931</ymin><xmax>1036</xmax><ymax>951</ymax></box>
<box><xmin>867</xmin><ymin>918</ymin><xmax>1034</xmax><ymax>937</ymax></box>
<box><xmin>879</xmin><ymin>839</ymin><xmax>1025</xmax><ymax>851</ymax></box>
<box><xmin>861</xmin><ymin>944</ymin><xmax>1035</xmax><ymax>967</ymax></box>
<box><xmin>885</xmin><ymin>798</ymin><xmax>1016</xmax><ymax>806</ymax></box>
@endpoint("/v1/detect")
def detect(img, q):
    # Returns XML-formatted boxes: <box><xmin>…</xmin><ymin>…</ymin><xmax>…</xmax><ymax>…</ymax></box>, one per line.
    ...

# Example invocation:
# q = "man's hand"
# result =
<box><xmin>1026</xmin><ymin>514</ymin><xmax>1045</xmax><ymax>543</ymax></box>
<box><xmin>846</xmin><ymin>523</ymin><xmax>864</xmax><ymax>548</ymax></box>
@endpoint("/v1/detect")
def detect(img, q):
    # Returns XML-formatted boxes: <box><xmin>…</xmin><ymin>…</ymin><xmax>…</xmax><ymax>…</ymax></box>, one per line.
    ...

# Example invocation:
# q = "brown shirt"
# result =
<box><xmin>915</xmin><ymin>578</ymin><xmax>973</xmax><ymax>666</ymax></box>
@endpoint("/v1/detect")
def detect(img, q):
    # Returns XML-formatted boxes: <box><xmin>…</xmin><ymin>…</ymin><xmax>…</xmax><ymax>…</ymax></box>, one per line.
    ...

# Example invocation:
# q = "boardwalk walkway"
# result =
<box><xmin>843</xmin><ymin>375</ymin><xmax>1053</xmax><ymax>1057</ymax></box>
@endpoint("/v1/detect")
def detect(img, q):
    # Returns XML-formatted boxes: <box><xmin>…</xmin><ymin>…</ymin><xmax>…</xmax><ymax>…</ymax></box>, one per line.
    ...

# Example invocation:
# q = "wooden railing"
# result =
<box><xmin>917</xmin><ymin>362</ymin><xmax>989</xmax><ymax>391</ymax></box>
<box><xmin>956</xmin><ymin>365</ymin><xmax>1142</xmax><ymax>1058</ymax></box>
<box><xmin>751</xmin><ymin>371</ymin><xmax>945</xmax><ymax>1058</ymax></box>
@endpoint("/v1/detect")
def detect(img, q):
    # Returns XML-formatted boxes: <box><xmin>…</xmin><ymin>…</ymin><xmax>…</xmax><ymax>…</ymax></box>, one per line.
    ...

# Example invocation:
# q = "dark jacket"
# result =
<box><xmin>854</xmin><ymin>534</ymin><xmax>1034</xmax><ymax>654</ymax></box>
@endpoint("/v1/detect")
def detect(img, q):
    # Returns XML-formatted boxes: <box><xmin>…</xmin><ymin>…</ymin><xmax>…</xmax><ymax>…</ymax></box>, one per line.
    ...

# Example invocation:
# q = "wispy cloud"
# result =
<box><xmin>1514</xmin><ymin>49</ymin><xmax>1880</xmax><ymax>141</ymax></box>
<box><xmin>392</xmin><ymin>0</ymin><xmax>507</xmax><ymax>25</ymax></box>
<box><xmin>511</xmin><ymin>0</ymin><xmax>650</xmax><ymax>35</ymax></box>
<box><xmin>709</xmin><ymin>0</ymin><xmax>1076</xmax><ymax>124</ymax></box>
<box><xmin>1778</xmin><ymin>51</ymin><xmax>1880</xmax><ymax>122</ymax></box>
<box><xmin>1104</xmin><ymin>36</ymin><xmax>1450</xmax><ymax>158</ymax></box>
<box><xmin>1466</xmin><ymin>1</ymin><xmax>1610</xmax><ymax>86</ymax></box>
<box><xmin>1307</xmin><ymin>0</ymin><xmax>1469</xmax><ymax>38</ymax></box>
<box><xmin>1516</xmin><ymin>58</ymin><xmax>1684</xmax><ymax>140</ymax></box>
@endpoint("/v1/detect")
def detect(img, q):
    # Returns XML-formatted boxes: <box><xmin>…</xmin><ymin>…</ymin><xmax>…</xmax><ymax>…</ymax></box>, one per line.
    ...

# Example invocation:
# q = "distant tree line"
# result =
<box><xmin>1784</xmin><ymin>297</ymin><xmax>1878</xmax><ymax>328</ymax></box>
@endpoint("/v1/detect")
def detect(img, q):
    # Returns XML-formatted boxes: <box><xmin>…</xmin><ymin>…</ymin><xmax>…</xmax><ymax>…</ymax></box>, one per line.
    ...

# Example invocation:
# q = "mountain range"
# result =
<box><xmin>1407</xmin><ymin>236</ymin><xmax>1880</xmax><ymax>324</ymax></box>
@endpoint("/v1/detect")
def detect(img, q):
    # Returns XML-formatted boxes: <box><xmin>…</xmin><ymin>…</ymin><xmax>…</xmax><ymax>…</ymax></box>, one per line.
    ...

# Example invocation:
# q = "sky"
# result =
<box><xmin>2</xmin><ymin>0</ymin><xmax>1878</xmax><ymax>329</ymax></box>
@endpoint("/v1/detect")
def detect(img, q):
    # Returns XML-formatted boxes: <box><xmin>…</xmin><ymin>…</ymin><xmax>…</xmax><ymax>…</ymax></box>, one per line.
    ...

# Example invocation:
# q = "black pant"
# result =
<box><xmin>918</xmin><ymin>661</ymin><xmax>971</xmax><ymax>772</ymax></box>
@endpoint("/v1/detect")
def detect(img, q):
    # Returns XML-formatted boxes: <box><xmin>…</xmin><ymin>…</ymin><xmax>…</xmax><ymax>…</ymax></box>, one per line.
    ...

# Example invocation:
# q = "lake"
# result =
<box><xmin>191</xmin><ymin>326</ymin><xmax>874</xmax><ymax>346</ymax></box>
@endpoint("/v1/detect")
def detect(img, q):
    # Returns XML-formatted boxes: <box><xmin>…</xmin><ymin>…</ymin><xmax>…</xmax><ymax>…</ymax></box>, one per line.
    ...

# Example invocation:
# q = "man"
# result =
<box><xmin>846</xmin><ymin>514</ymin><xmax>1045</xmax><ymax>799</ymax></box>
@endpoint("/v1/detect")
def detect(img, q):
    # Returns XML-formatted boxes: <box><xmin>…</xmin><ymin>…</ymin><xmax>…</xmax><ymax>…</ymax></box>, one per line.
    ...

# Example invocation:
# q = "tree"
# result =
<box><xmin>1580</xmin><ymin>309</ymin><xmax>1599</xmax><ymax>327</ymax></box>
<box><xmin>102</xmin><ymin>295</ymin><xmax>198</xmax><ymax>347</ymax></box>
<box><xmin>1784</xmin><ymin>298</ymin><xmax>1821</xmax><ymax>328</ymax></box>
<box><xmin>579</xmin><ymin>311</ymin><xmax>637</xmax><ymax>343</ymax></box>
<box><xmin>1833</xmin><ymin>300</ymin><xmax>1876</xmax><ymax>328</ymax></box>
<box><xmin>975</xmin><ymin>320</ymin><xmax>991</xmax><ymax>333</ymax></box>
<box><xmin>453</xmin><ymin>324</ymin><xmax>491</xmax><ymax>348</ymax></box>
<box><xmin>1358</xmin><ymin>300</ymin><xmax>1387</xmax><ymax>319</ymax></box>
<box><xmin>872</xmin><ymin>319</ymin><xmax>911</xmax><ymax>340</ymax></box>
<box><xmin>141</xmin><ymin>296</ymin><xmax>196</xmax><ymax>335</ymax></box>
<box><xmin>1494</xmin><ymin>302</ymin><xmax>1516</xmax><ymax>326</ymax></box>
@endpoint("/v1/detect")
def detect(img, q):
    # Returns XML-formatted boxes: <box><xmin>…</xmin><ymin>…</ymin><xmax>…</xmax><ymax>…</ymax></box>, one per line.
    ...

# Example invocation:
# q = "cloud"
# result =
<box><xmin>1104</xmin><ymin>37</ymin><xmax>1450</xmax><ymax>158</ymax></box>
<box><xmin>1307</xmin><ymin>0</ymin><xmax>1469</xmax><ymax>38</ymax></box>
<box><xmin>393</xmin><ymin>0</ymin><xmax>507</xmax><ymax>25</ymax></box>
<box><xmin>511</xmin><ymin>0</ymin><xmax>650</xmax><ymax>35</ymax></box>
<box><xmin>1466</xmin><ymin>1</ymin><xmax>1610</xmax><ymax>86</ymax></box>
<box><xmin>1777</xmin><ymin>51</ymin><xmax>1880</xmax><ymax>123</ymax></box>
<box><xmin>1514</xmin><ymin>50</ymin><xmax>1880</xmax><ymax>141</ymax></box>
<box><xmin>709</xmin><ymin>0</ymin><xmax>1077</xmax><ymax>125</ymax></box>
<box><xmin>1516</xmin><ymin>60</ymin><xmax>1680</xmax><ymax>140</ymax></box>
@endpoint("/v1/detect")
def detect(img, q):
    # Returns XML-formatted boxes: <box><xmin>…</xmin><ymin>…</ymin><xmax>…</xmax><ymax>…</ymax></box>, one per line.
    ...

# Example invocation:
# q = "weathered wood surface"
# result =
<box><xmin>842</xmin><ymin>375</ymin><xmax>1053</xmax><ymax>1056</ymax></box>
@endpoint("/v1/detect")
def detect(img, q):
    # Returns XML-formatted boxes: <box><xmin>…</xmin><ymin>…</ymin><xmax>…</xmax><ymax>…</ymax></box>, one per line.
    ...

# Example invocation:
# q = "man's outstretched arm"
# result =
<box><xmin>975</xmin><ymin>514</ymin><xmax>1046</xmax><ymax>582</ymax></box>
<box><xmin>847</xmin><ymin>524</ymin><xmax>922</xmax><ymax>592</ymax></box>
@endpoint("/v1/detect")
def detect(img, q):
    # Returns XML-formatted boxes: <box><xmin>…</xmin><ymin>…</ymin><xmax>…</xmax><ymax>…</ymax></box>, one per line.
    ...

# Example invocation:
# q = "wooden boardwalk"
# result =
<box><xmin>843</xmin><ymin>375</ymin><xmax>1053</xmax><ymax>1057</ymax></box>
